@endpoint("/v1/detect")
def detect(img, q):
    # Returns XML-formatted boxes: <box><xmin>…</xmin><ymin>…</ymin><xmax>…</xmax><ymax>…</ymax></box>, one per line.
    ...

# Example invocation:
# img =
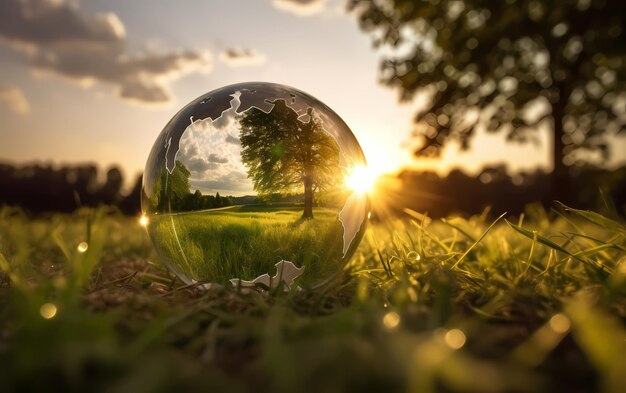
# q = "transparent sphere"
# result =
<box><xmin>142</xmin><ymin>82</ymin><xmax>369</xmax><ymax>288</ymax></box>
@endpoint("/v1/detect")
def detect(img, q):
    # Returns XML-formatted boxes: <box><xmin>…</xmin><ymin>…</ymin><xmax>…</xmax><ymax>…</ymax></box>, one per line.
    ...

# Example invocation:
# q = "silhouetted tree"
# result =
<box><xmin>215</xmin><ymin>192</ymin><xmax>223</xmax><ymax>207</ymax></box>
<box><xmin>119</xmin><ymin>174</ymin><xmax>142</xmax><ymax>215</ymax></box>
<box><xmin>351</xmin><ymin>0</ymin><xmax>626</xmax><ymax>201</ymax></box>
<box><xmin>191</xmin><ymin>190</ymin><xmax>203</xmax><ymax>210</ymax></box>
<box><xmin>239</xmin><ymin>100</ymin><xmax>342</xmax><ymax>218</ymax></box>
<box><xmin>99</xmin><ymin>167</ymin><xmax>123</xmax><ymax>205</ymax></box>
<box><xmin>0</xmin><ymin>163</ymin><xmax>143</xmax><ymax>214</ymax></box>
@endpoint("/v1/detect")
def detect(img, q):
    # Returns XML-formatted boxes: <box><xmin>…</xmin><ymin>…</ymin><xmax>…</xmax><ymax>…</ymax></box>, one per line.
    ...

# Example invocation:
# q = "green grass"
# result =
<box><xmin>0</xmin><ymin>203</ymin><xmax>625</xmax><ymax>392</ymax></box>
<box><xmin>147</xmin><ymin>205</ymin><xmax>346</xmax><ymax>286</ymax></box>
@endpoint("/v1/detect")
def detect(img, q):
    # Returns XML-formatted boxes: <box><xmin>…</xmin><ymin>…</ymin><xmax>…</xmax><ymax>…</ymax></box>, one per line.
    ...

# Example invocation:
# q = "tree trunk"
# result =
<box><xmin>551</xmin><ymin>95</ymin><xmax>571</xmax><ymax>205</ymax></box>
<box><xmin>302</xmin><ymin>175</ymin><xmax>314</xmax><ymax>219</ymax></box>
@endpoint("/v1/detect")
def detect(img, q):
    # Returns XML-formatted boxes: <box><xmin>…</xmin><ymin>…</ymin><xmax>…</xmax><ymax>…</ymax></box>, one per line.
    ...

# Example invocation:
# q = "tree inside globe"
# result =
<box><xmin>142</xmin><ymin>82</ymin><xmax>370</xmax><ymax>289</ymax></box>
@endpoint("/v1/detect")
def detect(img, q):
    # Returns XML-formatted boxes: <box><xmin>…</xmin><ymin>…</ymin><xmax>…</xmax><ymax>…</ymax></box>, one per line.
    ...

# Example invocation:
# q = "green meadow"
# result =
<box><xmin>147</xmin><ymin>205</ymin><xmax>347</xmax><ymax>286</ymax></box>
<box><xmin>0</xmin><ymin>204</ymin><xmax>625</xmax><ymax>392</ymax></box>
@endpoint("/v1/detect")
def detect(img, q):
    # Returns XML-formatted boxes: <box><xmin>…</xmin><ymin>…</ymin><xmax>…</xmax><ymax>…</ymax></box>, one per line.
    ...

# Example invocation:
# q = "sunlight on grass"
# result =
<box><xmin>0</xmin><ymin>203</ymin><xmax>625</xmax><ymax>392</ymax></box>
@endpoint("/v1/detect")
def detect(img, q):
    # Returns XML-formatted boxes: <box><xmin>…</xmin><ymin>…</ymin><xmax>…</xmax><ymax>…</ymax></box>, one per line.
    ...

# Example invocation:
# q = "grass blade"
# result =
<box><xmin>452</xmin><ymin>212</ymin><xmax>507</xmax><ymax>269</ymax></box>
<box><xmin>555</xmin><ymin>201</ymin><xmax>626</xmax><ymax>234</ymax></box>
<box><xmin>506</xmin><ymin>220</ymin><xmax>581</xmax><ymax>260</ymax></box>
<box><xmin>506</xmin><ymin>220</ymin><xmax>613</xmax><ymax>276</ymax></box>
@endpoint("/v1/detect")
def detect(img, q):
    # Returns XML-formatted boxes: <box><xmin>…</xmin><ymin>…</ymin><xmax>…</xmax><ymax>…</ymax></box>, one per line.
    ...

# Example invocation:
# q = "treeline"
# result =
<box><xmin>170</xmin><ymin>190</ymin><xmax>235</xmax><ymax>212</ymax></box>
<box><xmin>376</xmin><ymin>165</ymin><xmax>626</xmax><ymax>219</ymax></box>
<box><xmin>0</xmin><ymin>162</ymin><xmax>141</xmax><ymax>214</ymax></box>
<box><xmin>2</xmin><ymin>161</ymin><xmax>625</xmax><ymax>218</ymax></box>
<box><xmin>0</xmin><ymin>162</ymin><xmax>241</xmax><ymax>215</ymax></box>
<box><xmin>145</xmin><ymin>160</ymin><xmax>239</xmax><ymax>213</ymax></box>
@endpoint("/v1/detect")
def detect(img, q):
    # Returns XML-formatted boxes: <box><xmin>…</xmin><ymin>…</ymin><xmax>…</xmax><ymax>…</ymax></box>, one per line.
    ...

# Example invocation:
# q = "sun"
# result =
<box><xmin>345</xmin><ymin>165</ymin><xmax>376</xmax><ymax>194</ymax></box>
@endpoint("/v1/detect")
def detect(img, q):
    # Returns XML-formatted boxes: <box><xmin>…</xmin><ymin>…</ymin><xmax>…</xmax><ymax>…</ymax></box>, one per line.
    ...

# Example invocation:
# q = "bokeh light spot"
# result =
<box><xmin>383</xmin><ymin>311</ymin><xmax>401</xmax><ymax>329</ymax></box>
<box><xmin>77</xmin><ymin>242</ymin><xmax>88</xmax><ymax>253</ymax></box>
<box><xmin>444</xmin><ymin>329</ymin><xmax>466</xmax><ymax>349</ymax></box>
<box><xmin>40</xmin><ymin>303</ymin><xmax>57</xmax><ymax>319</ymax></box>
<box><xmin>549</xmin><ymin>313</ymin><xmax>571</xmax><ymax>334</ymax></box>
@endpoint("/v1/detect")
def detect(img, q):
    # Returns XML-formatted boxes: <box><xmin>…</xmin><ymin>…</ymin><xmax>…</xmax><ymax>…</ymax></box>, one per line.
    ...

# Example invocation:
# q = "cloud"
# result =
<box><xmin>0</xmin><ymin>0</ymin><xmax>125</xmax><ymax>47</ymax></box>
<box><xmin>272</xmin><ymin>0</ymin><xmax>327</xmax><ymax>16</ymax></box>
<box><xmin>192</xmin><ymin>170</ymin><xmax>253</xmax><ymax>193</ymax></box>
<box><xmin>176</xmin><ymin>126</ymin><xmax>231</xmax><ymax>175</ymax></box>
<box><xmin>176</xmin><ymin>135</ymin><xmax>201</xmax><ymax>161</ymax></box>
<box><xmin>119</xmin><ymin>80</ymin><xmax>169</xmax><ymax>103</ymax></box>
<box><xmin>187</xmin><ymin>157</ymin><xmax>218</xmax><ymax>173</ymax></box>
<box><xmin>176</xmin><ymin>135</ymin><xmax>216</xmax><ymax>175</ymax></box>
<box><xmin>208</xmin><ymin>153</ymin><xmax>228</xmax><ymax>163</ymax></box>
<box><xmin>225</xmin><ymin>134</ymin><xmax>240</xmax><ymax>144</ymax></box>
<box><xmin>219</xmin><ymin>47</ymin><xmax>267</xmax><ymax>67</ymax></box>
<box><xmin>0</xmin><ymin>0</ymin><xmax>211</xmax><ymax>106</ymax></box>
<box><xmin>175</xmin><ymin>96</ymin><xmax>252</xmax><ymax>194</ymax></box>
<box><xmin>0</xmin><ymin>85</ymin><xmax>30</xmax><ymax>114</ymax></box>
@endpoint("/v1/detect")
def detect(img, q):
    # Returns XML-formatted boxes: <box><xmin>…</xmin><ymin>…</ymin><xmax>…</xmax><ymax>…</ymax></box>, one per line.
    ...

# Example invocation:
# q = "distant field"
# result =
<box><xmin>147</xmin><ymin>204</ymin><xmax>346</xmax><ymax>286</ymax></box>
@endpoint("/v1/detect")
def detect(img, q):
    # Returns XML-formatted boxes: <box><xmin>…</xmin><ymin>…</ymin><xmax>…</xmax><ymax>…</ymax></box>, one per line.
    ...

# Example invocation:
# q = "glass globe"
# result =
<box><xmin>142</xmin><ymin>82</ymin><xmax>370</xmax><ymax>289</ymax></box>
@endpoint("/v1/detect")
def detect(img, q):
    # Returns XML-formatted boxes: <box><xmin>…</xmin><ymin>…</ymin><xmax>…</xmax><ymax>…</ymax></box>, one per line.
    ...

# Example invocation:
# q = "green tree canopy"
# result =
<box><xmin>149</xmin><ymin>160</ymin><xmax>191</xmax><ymax>212</ymax></box>
<box><xmin>351</xmin><ymin>0</ymin><xmax>626</xmax><ymax>200</ymax></box>
<box><xmin>239</xmin><ymin>100</ymin><xmax>342</xmax><ymax>218</ymax></box>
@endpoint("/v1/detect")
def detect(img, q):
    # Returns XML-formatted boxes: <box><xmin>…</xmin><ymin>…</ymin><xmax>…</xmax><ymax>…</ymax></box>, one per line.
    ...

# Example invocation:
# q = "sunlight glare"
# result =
<box><xmin>345</xmin><ymin>165</ymin><xmax>376</xmax><ymax>194</ymax></box>
<box><xmin>139</xmin><ymin>215</ymin><xmax>149</xmax><ymax>227</ymax></box>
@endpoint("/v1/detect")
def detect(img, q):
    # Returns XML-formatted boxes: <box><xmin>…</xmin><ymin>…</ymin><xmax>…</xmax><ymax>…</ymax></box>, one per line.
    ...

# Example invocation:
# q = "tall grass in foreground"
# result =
<box><xmin>0</xmin><ymin>203</ymin><xmax>625</xmax><ymax>392</ymax></box>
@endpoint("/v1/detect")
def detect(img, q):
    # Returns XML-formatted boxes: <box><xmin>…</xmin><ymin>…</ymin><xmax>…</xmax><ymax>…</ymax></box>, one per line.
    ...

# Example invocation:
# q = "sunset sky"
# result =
<box><xmin>1</xmin><ymin>0</ymin><xmax>625</xmax><ymax>187</ymax></box>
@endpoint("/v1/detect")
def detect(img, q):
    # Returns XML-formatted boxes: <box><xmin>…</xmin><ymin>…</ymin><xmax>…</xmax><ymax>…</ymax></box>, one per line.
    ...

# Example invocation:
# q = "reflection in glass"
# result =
<box><xmin>142</xmin><ymin>82</ymin><xmax>369</xmax><ymax>287</ymax></box>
